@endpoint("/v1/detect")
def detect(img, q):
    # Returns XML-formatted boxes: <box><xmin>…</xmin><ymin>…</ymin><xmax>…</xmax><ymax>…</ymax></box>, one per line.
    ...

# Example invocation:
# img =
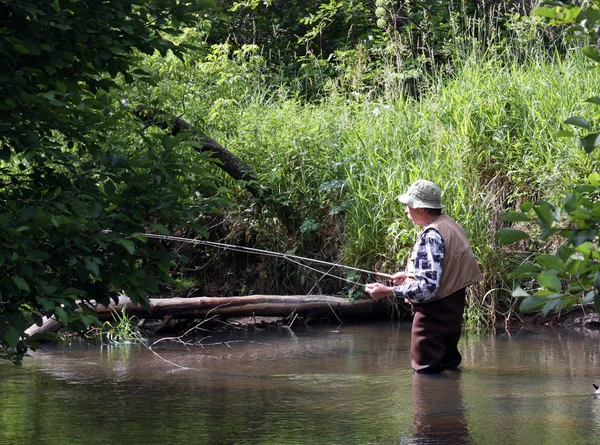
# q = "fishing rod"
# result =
<box><xmin>144</xmin><ymin>233</ymin><xmax>398</xmax><ymax>284</ymax></box>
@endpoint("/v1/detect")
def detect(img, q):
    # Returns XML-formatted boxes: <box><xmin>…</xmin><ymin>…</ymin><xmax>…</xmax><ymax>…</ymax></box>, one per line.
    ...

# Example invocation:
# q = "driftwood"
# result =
<box><xmin>25</xmin><ymin>295</ymin><xmax>386</xmax><ymax>336</ymax></box>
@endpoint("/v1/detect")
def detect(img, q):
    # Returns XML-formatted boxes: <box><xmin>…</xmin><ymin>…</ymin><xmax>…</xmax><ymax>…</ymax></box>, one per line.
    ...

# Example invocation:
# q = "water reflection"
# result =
<box><xmin>411</xmin><ymin>372</ymin><xmax>471</xmax><ymax>445</ymax></box>
<box><xmin>2</xmin><ymin>323</ymin><xmax>600</xmax><ymax>445</ymax></box>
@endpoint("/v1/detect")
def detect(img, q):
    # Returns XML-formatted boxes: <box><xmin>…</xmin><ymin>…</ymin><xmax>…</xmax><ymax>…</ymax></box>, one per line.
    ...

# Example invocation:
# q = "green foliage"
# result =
<box><xmin>0</xmin><ymin>0</ymin><xmax>226</xmax><ymax>364</ymax></box>
<box><xmin>1</xmin><ymin>0</ymin><xmax>595</xmax><ymax>349</ymax></box>
<box><xmin>497</xmin><ymin>175</ymin><xmax>600</xmax><ymax>315</ymax></box>
<box><xmin>532</xmin><ymin>0</ymin><xmax>600</xmax><ymax>154</ymax></box>
<box><xmin>120</xmin><ymin>0</ymin><xmax>600</xmax><ymax>326</ymax></box>
<box><xmin>496</xmin><ymin>1</ymin><xmax>600</xmax><ymax>316</ymax></box>
<box><xmin>130</xmin><ymin>38</ymin><xmax>266</xmax><ymax>137</ymax></box>
<box><xmin>98</xmin><ymin>307</ymin><xmax>144</xmax><ymax>344</ymax></box>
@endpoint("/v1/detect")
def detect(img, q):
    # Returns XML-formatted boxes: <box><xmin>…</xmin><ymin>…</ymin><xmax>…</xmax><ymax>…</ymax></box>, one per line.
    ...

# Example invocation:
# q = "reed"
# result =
<box><xmin>97</xmin><ymin>307</ymin><xmax>144</xmax><ymax>345</ymax></box>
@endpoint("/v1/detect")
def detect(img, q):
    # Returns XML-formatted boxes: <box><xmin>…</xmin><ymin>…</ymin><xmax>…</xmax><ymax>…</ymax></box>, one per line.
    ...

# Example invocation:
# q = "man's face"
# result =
<box><xmin>404</xmin><ymin>205</ymin><xmax>428</xmax><ymax>227</ymax></box>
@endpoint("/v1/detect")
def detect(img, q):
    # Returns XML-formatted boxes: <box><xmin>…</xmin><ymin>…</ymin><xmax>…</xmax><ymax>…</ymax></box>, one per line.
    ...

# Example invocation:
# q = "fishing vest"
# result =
<box><xmin>405</xmin><ymin>214</ymin><xmax>482</xmax><ymax>303</ymax></box>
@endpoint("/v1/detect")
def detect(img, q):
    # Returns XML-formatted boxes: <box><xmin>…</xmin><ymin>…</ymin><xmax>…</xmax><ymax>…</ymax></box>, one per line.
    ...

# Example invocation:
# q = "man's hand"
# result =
<box><xmin>390</xmin><ymin>271</ymin><xmax>411</xmax><ymax>285</ymax></box>
<box><xmin>365</xmin><ymin>282</ymin><xmax>394</xmax><ymax>301</ymax></box>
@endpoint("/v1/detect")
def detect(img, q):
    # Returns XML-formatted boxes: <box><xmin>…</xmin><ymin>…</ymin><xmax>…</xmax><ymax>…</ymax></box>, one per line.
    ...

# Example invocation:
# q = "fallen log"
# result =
<box><xmin>25</xmin><ymin>295</ymin><xmax>387</xmax><ymax>336</ymax></box>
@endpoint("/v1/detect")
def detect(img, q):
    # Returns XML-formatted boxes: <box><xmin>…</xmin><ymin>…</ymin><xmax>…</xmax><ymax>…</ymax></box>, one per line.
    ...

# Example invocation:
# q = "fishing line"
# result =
<box><xmin>283</xmin><ymin>256</ymin><xmax>363</xmax><ymax>286</ymax></box>
<box><xmin>144</xmin><ymin>233</ymin><xmax>391</xmax><ymax>285</ymax></box>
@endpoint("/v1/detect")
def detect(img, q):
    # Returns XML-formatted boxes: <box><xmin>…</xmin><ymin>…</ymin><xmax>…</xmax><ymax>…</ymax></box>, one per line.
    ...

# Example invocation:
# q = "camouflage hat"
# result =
<box><xmin>397</xmin><ymin>180</ymin><xmax>445</xmax><ymax>209</ymax></box>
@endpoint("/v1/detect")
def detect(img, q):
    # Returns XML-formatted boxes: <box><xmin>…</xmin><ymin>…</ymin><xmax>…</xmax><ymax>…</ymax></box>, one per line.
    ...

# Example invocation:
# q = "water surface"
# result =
<box><xmin>1</xmin><ymin>322</ymin><xmax>599</xmax><ymax>445</ymax></box>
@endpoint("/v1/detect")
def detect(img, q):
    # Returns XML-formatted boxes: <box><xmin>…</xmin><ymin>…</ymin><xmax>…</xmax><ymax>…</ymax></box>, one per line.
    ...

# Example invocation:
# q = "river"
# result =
<box><xmin>1</xmin><ymin>322</ymin><xmax>599</xmax><ymax>444</ymax></box>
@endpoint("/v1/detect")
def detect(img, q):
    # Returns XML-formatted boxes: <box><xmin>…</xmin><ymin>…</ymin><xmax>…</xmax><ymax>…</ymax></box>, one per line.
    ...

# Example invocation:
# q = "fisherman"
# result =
<box><xmin>365</xmin><ymin>180</ymin><xmax>482</xmax><ymax>373</ymax></box>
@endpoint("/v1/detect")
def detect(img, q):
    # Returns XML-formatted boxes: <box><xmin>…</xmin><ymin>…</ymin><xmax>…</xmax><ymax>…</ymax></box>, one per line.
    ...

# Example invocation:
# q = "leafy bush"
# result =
<box><xmin>496</xmin><ymin>1</ymin><xmax>600</xmax><ymax>316</ymax></box>
<box><xmin>0</xmin><ymin>0</ymin><xmax>223</xmax><ymax>364</ymax></box>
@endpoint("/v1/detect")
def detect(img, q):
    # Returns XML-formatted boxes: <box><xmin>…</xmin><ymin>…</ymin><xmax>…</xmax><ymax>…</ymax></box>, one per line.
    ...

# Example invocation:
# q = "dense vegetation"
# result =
<box><xmin>2</xmin><ymin>0</ymin><xmax>599</xmax><ymax>363</ymax></box>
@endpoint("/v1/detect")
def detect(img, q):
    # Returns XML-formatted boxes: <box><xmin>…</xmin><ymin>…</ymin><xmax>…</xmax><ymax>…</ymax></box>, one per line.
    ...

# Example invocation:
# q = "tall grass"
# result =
<box><xmin>201</xmin><ymin>35</ymin><xmax>600</xmax><ymax>328</ymax></box>
<box><xmin>140</xmin><ymin>10</ymin><xmax>600</xmax><ymax>328</ymax></box>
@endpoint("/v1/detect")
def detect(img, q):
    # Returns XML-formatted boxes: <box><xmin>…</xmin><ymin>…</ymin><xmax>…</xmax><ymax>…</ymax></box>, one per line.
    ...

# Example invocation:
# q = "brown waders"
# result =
<box><xmin>410</xmin><ymin>288</ymin><xmax>466</xmax><ymax>373</ymax></box>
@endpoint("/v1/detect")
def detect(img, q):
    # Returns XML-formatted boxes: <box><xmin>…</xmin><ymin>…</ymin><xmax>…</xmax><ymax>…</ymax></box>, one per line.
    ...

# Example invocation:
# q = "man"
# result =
<box><xmin>365</xmin><ymin>180</ymin><xmax>482</xmax><ymax>373</ymax></box>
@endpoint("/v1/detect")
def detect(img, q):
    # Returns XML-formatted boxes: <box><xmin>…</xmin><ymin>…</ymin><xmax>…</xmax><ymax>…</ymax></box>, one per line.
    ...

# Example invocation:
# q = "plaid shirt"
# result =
<box><xmin>392</xmin><ymin>229</ymin><xmax>445</xmax><ymax>303</ymax></box>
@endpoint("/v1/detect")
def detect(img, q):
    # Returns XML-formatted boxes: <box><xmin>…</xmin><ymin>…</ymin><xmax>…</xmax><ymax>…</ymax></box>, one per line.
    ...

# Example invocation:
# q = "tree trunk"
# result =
<box><xmin>25</xmin><ymin>295</ymin><xmax>387</xmax><ymax>336</ymax></box>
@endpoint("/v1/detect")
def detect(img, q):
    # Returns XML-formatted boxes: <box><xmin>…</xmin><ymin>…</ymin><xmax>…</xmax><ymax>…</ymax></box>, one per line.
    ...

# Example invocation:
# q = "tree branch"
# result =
<box><xmin>135</xmin><ymin>106</ymin><xmax>297</xmax><ymax>231</ymax></box>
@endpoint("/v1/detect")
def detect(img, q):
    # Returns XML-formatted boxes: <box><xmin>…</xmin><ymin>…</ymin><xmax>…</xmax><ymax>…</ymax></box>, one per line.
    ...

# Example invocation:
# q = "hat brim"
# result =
<box><xmin>397</xmin><ymin>193</ymin><xmax>445</xmax><ymax>209</ymax></box>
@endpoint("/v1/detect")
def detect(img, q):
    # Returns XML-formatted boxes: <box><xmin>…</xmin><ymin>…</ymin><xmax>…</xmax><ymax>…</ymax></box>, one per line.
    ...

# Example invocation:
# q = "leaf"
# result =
<box><xmin>555</xmin><ymin>129</ymin><xmax>574</xmax><ymax>138</ymax></box>
<box><xmin>54</xmin><ymin>307</ymin><xmax>70</xmax><ymax>324</ymax></box>
<box><xmin>509</xmin><ymin>263</ymin><xmax>543</xmax><ymax>279</ymax></box>
<box><xmin>37</xmin><ymin>297</ymin><xmax>56</xmax><ymax>312</ymax></box>
<box><xmin>90</xmin><ymin>201</ymin><xmax>102</xmax><ymax>219</ymax></box>
<box><xmin>564</xmin><ymin>116</ymin><xmax>591</xmax><ymax>129</ymax></box>
<box><xmin>162</xmin><ymin>135</ymin><xmax>181</xmax><ymax>150</ymax></box>
<box><xmin>13</xmin><ymin>43</ymin><xmax>29</xmax><ymax>54</ymax></box>
<box><xmin>520</xmin><ymin>202</ymin><xmax>533</xmax><ymax>212</ymax></box>
<box><xmin>582</xmin><ymin>132</ymin><xmax>600</xmax><ymax>154</ymax></box>
<box><xmin>535</xmin><ymin>254</ymin><xmax>566</xmax><ymax>272</ymax></box>
<box><xmin>117</xmin><ymin>239</ymin><xmax>135</xmax><ymax>254</ymax></box>
<box><xmin>11</xmin><ymin>276</ymin><xmax>30</xmax><ymax>292</ymax></box>
<box><xmin>21</xmin><ymin>206</ymin><xmax>37</xmax><ymax>219</ymax></box>
<box><xmin>129</xmin><ymin>232</ymin><xmax>148</xmax><ymax>242</ymax></box>
<box><xmin>187</xmin><ymin>0</ymin><xmax>216</xmax><ymax>12</ymax></box>
<box><xmin>27</xmin><ymin>250</ymin><xmax>50</xmax><ymax>261</ymax></box>
<box><xmin>157</xmin><ymin>260</ymin><xmax>171</xmax><ymax>274</ymax></box>
<box><xmin>582</xmin><ymin>45</ymin><xmax>600</xmax><ymax>63</ymax></box>
<box><xmin>500</xmin><ymin>211</ymin><xmax>530</xmax><ymax>222</ymax></box>
<box><xmin>589</xmin><ymin>172</ymin><xmax>600</xmax><ymax>186</ymax></box>
<box><xmin>149</xmin><ymin>224</ymin><xmax>169</xmax><ymax>235</ymax></box>
<box><xmin>585</xmin><ymin>96</ymin><xmax>600</xmax><ymax>105</ymax></box>
<box><xmin>192</xmin><ymin>224</ymin><xmax>209</xmax><ymax>238</ymax></box>
<box><xmin>6</xmin><ymin>326</ymin><xmax>20</xmax><ymax>348</ymax></box>
<box><xmin>576</xmin><ymin>242</ymin><xmax>600</xmax><ymax>258</ymax></box>
<box><xmin>569</xmin><ymin>230</ymin><xmax>595</xmax><ymax>247</ymax></box>
<box><xmin>583</xmin><ymin>290</ymin><xmax>596</xmax><ymax>304</ymax></box>
<box><xmin>35</xmin><ymin>212</ymin><xmax>52</xmax><ymax>225</ymax></box>
<box><xmin>537</xmin><ymin>271</ymin><xmax>562</xmax><ymax>292</ymax></box>
<box><xmin>556</xmin><ymin>245</ymin><xmax>575</xmax><ymax>262</ymax></box>
<box><xmin>519</xmin><ymin>296</ymin><xmax>546</xmax><ymax>313</ymax></box>
<box><xmin>542</xmin><ymin>298</ymin><xmax>562</xmax><ymax>316</ymax></box>
<box><xmin>531</xmin><ymin>7</ymin><xmax>558</xmax><ymax>19</ymax></box>
<box><xmin>104</xmin><ymin>180</ymin><xmax>116</xmax><ymax>197</ymax></box>
<box><xmin>533</xmin><ymin>201</ymin><xmax>556</xmax><ymax>226</ymax></box>
<box><xmin>495</xmin><ymin>228</ymin><xmax>530</xmax><ymax>245</ymax></box>
<box><xmin>594</xmin><ymin>271</ymin><xmax>600</xmax><ymax>287</ymax></box>
<box><xmin>564</xmin><ymin>190</ymin><xmax>581</xmax><ymax>212</ymax></box>
<box><xmin>84</xmin><ymin>259</ymin><xmax>100</xmax><ymax>277</ymax></box>
<box><xmin>62</xmin><ymin>287</ymin><xmax>85</xmax><ymax>296</ymax></box>
<box><xmin>80</xmin><ymin>313</ymin><xmax>99</xmax><ymax>327</ymax></box>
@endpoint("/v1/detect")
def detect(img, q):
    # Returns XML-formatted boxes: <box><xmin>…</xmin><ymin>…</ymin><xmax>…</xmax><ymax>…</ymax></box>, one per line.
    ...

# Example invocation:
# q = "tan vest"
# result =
<box><xmin>405</xmin><ymin>214</ymin><xmax>482</xmax><ymax>302</ymax></box>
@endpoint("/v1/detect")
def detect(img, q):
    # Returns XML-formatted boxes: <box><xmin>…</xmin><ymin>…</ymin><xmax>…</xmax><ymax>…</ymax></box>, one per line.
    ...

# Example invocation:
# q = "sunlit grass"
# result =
<box><xmin>136</xmin><ymin>12</ymin><xmax>600</xmax><ymax>328</ymax></box>
<box><xmin>210</xmin><ymin>43</ymin><xmax>600</xmax><ymax>328</ymax></box>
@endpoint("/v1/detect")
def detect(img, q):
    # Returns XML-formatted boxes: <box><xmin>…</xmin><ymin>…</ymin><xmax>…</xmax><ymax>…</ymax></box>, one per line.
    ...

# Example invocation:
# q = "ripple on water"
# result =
<box><xmin>1</xmin><ymin>323</ymin><xmax>600</xmax><ymax>445</ymax></box>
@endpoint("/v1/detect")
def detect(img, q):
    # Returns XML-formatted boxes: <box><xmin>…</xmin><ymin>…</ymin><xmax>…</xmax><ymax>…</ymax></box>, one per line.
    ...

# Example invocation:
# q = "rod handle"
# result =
<box><xmin>374</xmin><ymin>272</ymin><xmax>415</xmax><ymax>280</ymax></box>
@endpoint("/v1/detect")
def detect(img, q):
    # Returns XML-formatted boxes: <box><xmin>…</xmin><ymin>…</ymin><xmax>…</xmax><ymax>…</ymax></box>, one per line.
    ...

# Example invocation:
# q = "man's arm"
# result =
<box><xmin>393</xmin><ymin>229</ymin><xmax>445</xmax><ymax>303</ymax></box>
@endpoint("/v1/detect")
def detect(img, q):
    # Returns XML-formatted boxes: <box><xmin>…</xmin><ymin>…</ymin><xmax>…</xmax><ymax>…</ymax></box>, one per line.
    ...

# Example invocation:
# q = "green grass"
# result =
<box><xmin>98</xmin><ymin>307</ymin><xmax>144</xmax><ymax>345</ymax></box>
<box><xmin>203</xmin><ymin>44</ymin><xmax>599</xmax><ymax>328</ymax></box>
<box><xmin>139</xmin><ymin>14</ymin><xmax>600</xmax><ymax>329</ymax></box>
